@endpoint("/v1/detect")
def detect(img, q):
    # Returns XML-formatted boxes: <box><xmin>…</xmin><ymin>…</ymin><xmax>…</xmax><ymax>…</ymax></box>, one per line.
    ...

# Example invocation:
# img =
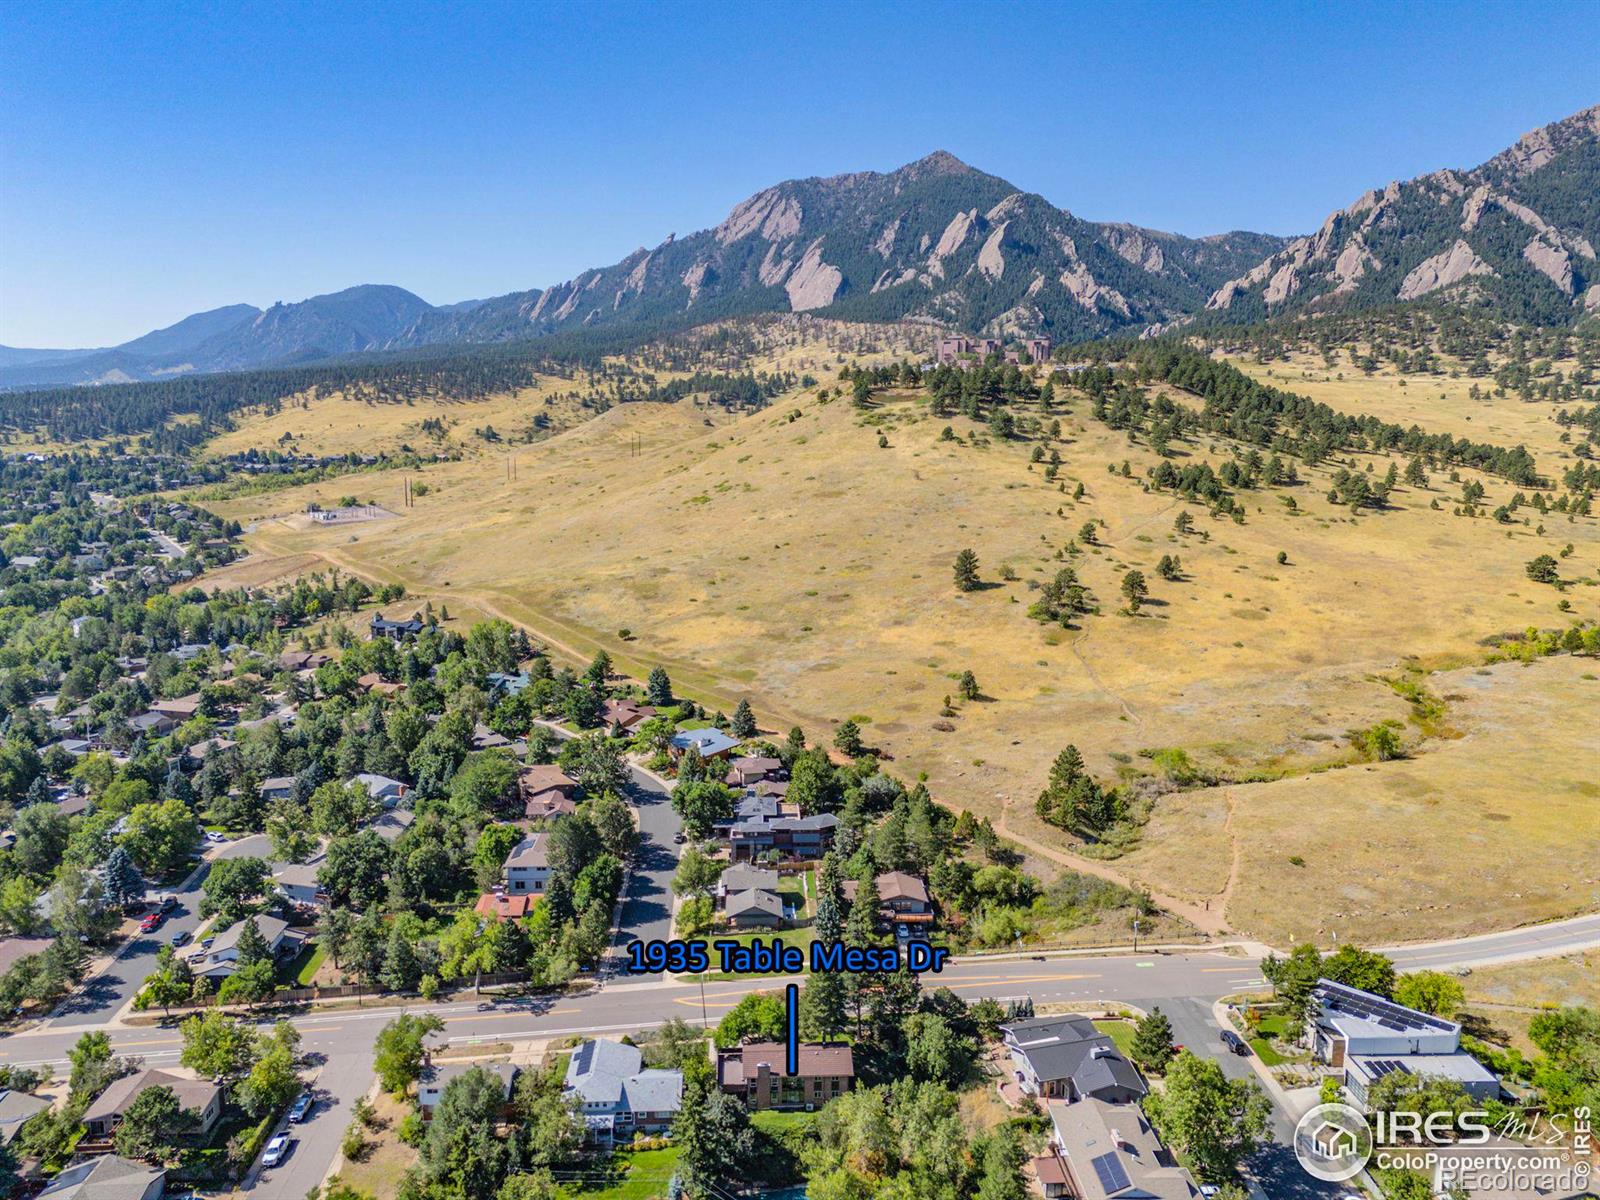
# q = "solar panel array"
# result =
<box><xmin>1364</xmin><ymin>1058</ymin><xmax>1414</xmax><ymax>1080</ymax></box>
<box><xmin>1090</xmin><ymin>1151</ymin><xmax>1131</xmax><ymax>1194</ymax></box>
<box><xmin>1316</xmin><ymin>980</ymin><xmax>1456</xmax><ymax>1033</ymax></box>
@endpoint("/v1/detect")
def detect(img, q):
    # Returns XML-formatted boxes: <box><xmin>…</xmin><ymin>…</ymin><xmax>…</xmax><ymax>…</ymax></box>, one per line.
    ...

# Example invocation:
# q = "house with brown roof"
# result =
<box><xmin>518</xmin><ymin>764</ymin><xmax>577</xmax><ymax>820</ymax></box>
<box><xmin>356</xmin><ymin>672</ymin><xmax>405</xmax><ymax>697</ymax></box>
<box><xmin>724</xmin><ymin>756</ymin><xmax>782</xmax><ymax>787</ymax></box>
<box><xmin>279</xmin><ymin>650</ymin><xmax>332</xmax><ymax>672</ymax></box>
<box><xmin>475</xmin><ymin>891</ymin><xmax>537</xmax><ymax>921</ymax></box>
<box><xmin>841</xmin><ymin>871</ymin><xmax>934</xmax><ymax>929</ymax></box>
<box><xmin>148</xmin><ymin>693</ymin><xmax>201</xmax><ymax>721</ymax></box>
<box><xmin>600</xmin><ymin>698</ymin><xmax>656</xmax><ymax>736</ymax></box>
<box><xmin>82</xmin><ymin>1068</ymin><xmax>223</xmax><ymax>1141</ymax></box>
<box><xmin>716</xmin><ymin>1042</ymin><xmax>854</xmax><ymax>1111</ymax></box>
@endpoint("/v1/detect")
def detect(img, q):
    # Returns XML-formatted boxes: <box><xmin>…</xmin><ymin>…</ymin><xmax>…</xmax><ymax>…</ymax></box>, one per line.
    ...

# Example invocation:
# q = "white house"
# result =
<box><xmin>563</xmin><ymin>1038</ymin><xmax>683</xmax><ymax>1143</ymax></box>
<box><xmin>272</xmin><ymin>863</ymin><xmax>327</xmax><ymax>908</ymax></box>
<box><xmin>353</xmin><ymin>773</ymin><xmax>410</xmax><ymax>808</ymax></box>
<box><xmin>503</xmin><ymin>833</ymin><xmax>550</xmax><ymax>894</ymax></box>
<box><xmin>186</xmin><ymin>915</ymin><xmax>300</xmax><ymax>980</ymax></box>
<box><xmin>1306</xmin><ymin>979</ymin><xmax>1499</xmax><ymax>1108</ymax></box>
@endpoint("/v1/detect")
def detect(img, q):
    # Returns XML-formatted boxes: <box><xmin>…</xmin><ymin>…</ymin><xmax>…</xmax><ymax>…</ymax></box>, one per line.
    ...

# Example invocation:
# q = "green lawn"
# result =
<box><xmin>285</xmin><ymin>941</ymin><xmax>327</xmax><ymax>986</ymax></box>
<box><xmin>1247</xmin><ymin>1012</ymin><xmax>1303</xmax><ymax>1066</ymax></box>
<box><xmin>1094</xmin><ymin>1019</ymin><xmax>1137</xmax><ymax>1058</ymax></box>
<box><xmin>556</xmin><ymin>1146</ymin><xmax>682</xmax><ymax>1199</ymax></box>
<box><xmin>690</xmin><ymin>927</ymin><xmax>816</xmax><ymax>980</ymax></box>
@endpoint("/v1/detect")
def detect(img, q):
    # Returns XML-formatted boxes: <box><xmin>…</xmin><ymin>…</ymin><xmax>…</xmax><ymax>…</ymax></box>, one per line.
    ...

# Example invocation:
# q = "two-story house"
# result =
<box><xmin>1001</xmin><ymin>1015</ymin><xmax>1145</xmax><ymax>1104</ymax></box>
<box><xmin>715</xmin><ymin>1042</ymin><xmax>854</xmax><ymax>1111</ymax></box>
<box><xmin>503</xmin><ymin>833</ymin><xmax>551</xmax><ymax>894</ymax></box>
<box><xmin>563</xmin><ymin>1039</ymin><xmax>684</xmax><ymax>1143</ymax></box>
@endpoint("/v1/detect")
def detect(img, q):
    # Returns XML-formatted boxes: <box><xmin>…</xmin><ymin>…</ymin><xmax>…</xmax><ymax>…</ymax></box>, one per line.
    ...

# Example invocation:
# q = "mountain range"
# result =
<box><xmin>4</xmin><ymin>103</ymin><xmax>1596</xmax><ymax>391</ymax></box>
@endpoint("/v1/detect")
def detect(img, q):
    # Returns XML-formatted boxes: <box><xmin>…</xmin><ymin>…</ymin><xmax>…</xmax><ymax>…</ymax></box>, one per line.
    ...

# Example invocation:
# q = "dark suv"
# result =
<box><xmin>1220</xmin><ymin>1029</ymin><xmax>1251</xmax><ymax>1056</ymax></box>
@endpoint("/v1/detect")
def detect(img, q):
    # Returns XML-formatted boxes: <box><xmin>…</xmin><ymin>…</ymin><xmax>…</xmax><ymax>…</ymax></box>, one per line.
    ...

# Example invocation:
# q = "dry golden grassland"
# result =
<box><xmin>1459</xmin><ymin>951</ymin><xmax>1600</xmax><ymax>1053</ymax></box>
<box><xmin>192</xmin><ymin>337</ymin><xmax>1600</xmax><ymax>943</ymax></box>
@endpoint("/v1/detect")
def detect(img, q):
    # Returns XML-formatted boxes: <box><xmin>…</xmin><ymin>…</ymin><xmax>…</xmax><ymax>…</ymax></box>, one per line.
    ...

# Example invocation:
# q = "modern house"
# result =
<box><xmin>272</xmin><ymin>863</ymin><xmax>327</xmax><ymax>909</ymax></box>
<box><xmin>563</xmin><ymin>1038</ymin><xmax>684</xmax><ymax>1143</ymax></box>
<box><xmin>1305</xmin><ymin>979</ymin><xmax>1499</xmax><ymax>1107</ymax></box>
<box><xmin>419</xmin><ymin>1061</ymin><xmax>518</xmax><ymax>1119</ymax></box>
<box><xmin>369</xmin><ymin>615</ymin><xmax>428</xmax><ymax>642</ymax></box>
<box><xmin>716</xmin><ymin>1042</ymin><xmax>855</xmax><ymax>1111</ymax></box>
<box><xmin>728</xmin><ymin>812</ymin><xmax>837</xmax><ymax>862</ymax></box>
<box><xmin>82</xmin><ymin>1068</ymin><xmax>223</xmax><ymax>1141</ymax></box>
<box><xmin>669</xmin><ymin>727</ymin><xmax>741</xmax><ymax>761</ymax></box>
<box><xmin>1034</xmin><ymin>1096</ymin><xmax>1201</xmax><ymax>1200</ymax></box>
<box><xmin>503</xmin><ymin>833</ymin><xmax>551</xmax><ymax>894</ymax></box>
<box><xmin>37</xmin><ymin>1155</ymin><xmax>165</xmax><ymax>1200</ymax></box>
<box><xmin>353</xmin><ymin>772</ymin><xmax>410</xmax><ymax>808</ymax></box>
<box><xmin>185</xmin><ymin>915</ymin><xmax>300</xmax><ymax>980</ymax></box>
<box><xmin>518</xmin><ymin>764</ymin><xmax>577</xmax><ymax>820</ymax></box>
<box><xmin>1001</xmin><ymin>1015</ymin><xmax>1146</xmax><ymax>1103</ymax></box>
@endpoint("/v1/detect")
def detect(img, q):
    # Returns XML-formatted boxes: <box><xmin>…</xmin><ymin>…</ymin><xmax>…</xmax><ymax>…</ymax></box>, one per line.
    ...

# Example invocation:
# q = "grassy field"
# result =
<box><xmin>189</xmin><ymin>327</ymin><xmax>1600</xmax><ymax>944</ymax></box>
<box><xmin>555</xmin><ymin>1145</ymin><xmax>682</xmax><ymax>1200</ymax></box>
<box><xmin>330</xmin><ymin>1088</ymin><xmax>416</xmax><ymax>1199</ymax></box>
<box><xmin>1458</xmin><ymin>951</ymin><xmax>1600</xmax><ymax>1054</ymax></box>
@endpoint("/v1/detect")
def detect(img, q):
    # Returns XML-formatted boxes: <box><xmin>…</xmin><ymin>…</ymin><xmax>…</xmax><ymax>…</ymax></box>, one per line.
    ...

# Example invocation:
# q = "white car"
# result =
<box><xmin>261</xmin><ymin>1134</ymin><xmax>291</xmax><ymax>1167</ymax></box>
<box><xmin>204</xmin><ymin>831</ymin><xmax>228</xmax><ymax>844</ymax></box>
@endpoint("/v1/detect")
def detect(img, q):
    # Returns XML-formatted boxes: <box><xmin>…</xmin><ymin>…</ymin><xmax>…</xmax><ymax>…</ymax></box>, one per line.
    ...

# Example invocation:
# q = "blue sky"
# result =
<box><xmin>3</xmin><ymin>0</ymin><xmax>1597</xmax><ymax>347</ymax></box>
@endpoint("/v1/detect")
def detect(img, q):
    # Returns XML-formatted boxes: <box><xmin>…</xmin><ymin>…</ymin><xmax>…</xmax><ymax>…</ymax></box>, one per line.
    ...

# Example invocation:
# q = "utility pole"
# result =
<box><xmin>1132</xmin><ymin>918</ymin><xmax>1141</xmax><ymax>954</ymax></box>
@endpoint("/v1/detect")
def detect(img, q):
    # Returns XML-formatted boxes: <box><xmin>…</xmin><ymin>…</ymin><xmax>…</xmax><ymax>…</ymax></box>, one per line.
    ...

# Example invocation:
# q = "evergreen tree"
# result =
<box><xmin>103</xmin><ymin>846</ymin><xmax>145</xmax><ymax>909</ymax></box>
<box><xmin>234</xmin><ymin>918</ymin><xmax>270</xmax><ymax>969</ymax></box>
<box><xmin>1131</xmin><ymin>1006</ymin><xmax>1176</xmax><ymax>1073</ymax></box>
<box><xmin>730</xmin><ymin>699</ymin><xmax>756</xmax><ymax>739</ymax></box>
<box><xmin>833</xmin><ymin>720</ymin><xmax>863</xmax><ymax>758</ymax></box>
<box><xmin>953</xmin><ymin>548</ymin><xmax>981</xmax><ymax>592</ymax></box>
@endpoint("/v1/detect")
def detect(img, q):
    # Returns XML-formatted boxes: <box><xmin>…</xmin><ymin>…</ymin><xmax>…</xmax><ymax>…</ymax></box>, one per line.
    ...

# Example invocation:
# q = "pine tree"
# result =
<box><xmin>730</xmin><ymin>699</ymin><xmax>756</xmax><ymax>739</ymax></box>
<box><xmin>103</xmin><ymin>846</ymin><xmax>145</xmax><ymax>909</ymax></box>
<box><xmin>953</xmin><ymin>548</ymin><xmax>981</xmax><ymax>592</ymax></box>
<box><xmin>833</xmin><ymin>720</ymin><xmax>863</xmax><ymax>758</ymax></box>
<box><xmin>1131</xmin><ymin>1006</ymin><xmax>1176</xmax><ymax>1073</ymax></box>
<box><xmin>846</xmin><ymin>872</ymin><xmax>880</xmax><ymax>946</ymax></box>
<box><xmin>646</xmin><ymin>666</ymin><xmax>672</xmax><ymax>707</ymax></box>
<box><xmin>234</xmin><ymin>918</ymin><xmax>271</xmax><ymax>969</ymax></box>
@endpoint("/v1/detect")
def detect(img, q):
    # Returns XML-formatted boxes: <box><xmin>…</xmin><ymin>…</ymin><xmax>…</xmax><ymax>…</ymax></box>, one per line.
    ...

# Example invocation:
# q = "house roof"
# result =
<box><xmin>1046</xmin><ymin>1097</ymin><xmax>1199</xmax><ymax>1200</ymax></box>
<box><xmin>370</xmin><ymin>809</ymin><xmax>416</xmax><ymax>842</ymax></box>
<box><xmin>1312</xmin><ymin>978</ymin><xmax>1459</xmax><ymax>1039</ymax></box>
<box><xmin>353</xmin><ymin>772</ymin><xmax>407</xmax><ymax>797</ymax></box>
<box><xmin>475</xmin><ymin>892</ymin><xmax>536</xmax><ymax>920</ymax></box>
<box><xmin>670</xmin><ymin>728</ymin><xmax>741</xmax><ymax>757</ymax></box>
<box><xmin>0</xmin><ymin>935</ymin><xmax>54</xmax><ymax>974</ymax></box>
<box><xmin>0</xmin><ymin>1088</ymin><xmax>48</xmax><ymax>1142</ymax></box>
<box><xmin>1003</xmin><ymin>1015</ymin><xmax>1145</xmax><ymax>1099</ymax></box>
<box><xmin>207</xmin><ymin>915</ymin><xmax>289</xmax><ymax>956</ymax></box>
<box><xmin>1348</xmin><ymin>1052</ymin><xmax>1496</xmax><ymax>1086</ymax></box>
<box><xmin>565</xmin><ymin>1038</ymin><xmax>643</xmax><ymax>1105</ymax></box>
<box><xmin>725</xmin><ymin>889</ymin><xmax>784</xmax><ymax>919</ymax></box>
<box><xmin>843</xmin><ymin>871</ymin><xmax>928</xmax><ymax>905</ymax></box>
<box><xmin>82</xmin><ymin>1068</ymin><xmax>221</xmax><ymax>1126</ymax></box>
<box><xmin>37</xmin><ymin>1154</ymin><xmax>165</xmax><ymax>1200</ymax></box>
<box><xmin>720</xmin><ymin>865</ymin><xmax>779</xmax><ymax>893</ymax></box>
<box><xmin>259</xmin><ymin>775</ymin><xmax>294</xmax><ymax>792</ymax></box>
<box><xmin>421</xmin><ymin>1060</ymin><xmax>517</xmax><ymax>1100</ymax></box>
<box><xmin>720</xmin><ymin>1042</ymin><xmax>853</xmax><ymax>1085</ymax></box>
<box><xmin>504</xmin><ymin>833</ymin><xmax>548</xmax><ymax>870</ymax></box>
<box><xmin>519</xmin><ymin>764</ymin><xmax>576</xmax><ymax>793</ymax></box>
<box><xmin>273</xmin><ymin>863</ymin><xmax>321</xmax><ymax>889</ymax></box>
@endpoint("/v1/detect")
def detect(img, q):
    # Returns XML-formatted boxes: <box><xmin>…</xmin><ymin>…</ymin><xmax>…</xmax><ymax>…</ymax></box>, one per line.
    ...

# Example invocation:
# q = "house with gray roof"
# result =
<box><xmin>0</xmin><ymin>1087</ymin><xmax>48</xmax><ymax>1144</ymax></box>
<box><xmin>563</xmin><ymin>1038</ymin><xmax>683</xmax><ymax>1143</ymax></box>
<box><xmin>419</xmin><ymin>1060</ymin><xmax>518</xmax><ymax>1119</ymax></box>
<box><xmin>185</xmin><ymin>914</ymin><xmax>300</xmax><ymax>980</ymax></box>
<box><xmin>724</xmin><ymin>887</ymin><xmax>785</xmax><ymax>928</ymax></box>
<box><xmin>503</xmin><ymin>832</ymin><xmax>551</xmax><ymax>894</ymax></box>
<box><xmin>1037</xmin><ymin>1095</ymin><xmax>1200</xmax><ymax>1200</ymax></box>
<box><xmin>669</xmin><ymin>727</ymin><xmax>740</xmax><ymax>760</ymax></box>
<box><xmin>82</xmin><ymin>1067</ymin><xmax>222</xmax><ymax>1141</ymax></box>
<box><xmin>1002</xmin><ymin>1014</ymin><xmax>1145</xmax><ymax>1103</ymax></box>
<box><xmin>36</xmin><ymin>1154</ymin><xmax>165</xmax><ymax>1200</ymax></box>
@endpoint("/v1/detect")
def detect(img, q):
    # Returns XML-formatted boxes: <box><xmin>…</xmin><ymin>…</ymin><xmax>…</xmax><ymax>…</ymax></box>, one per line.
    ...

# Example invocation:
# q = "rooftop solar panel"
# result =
<box><xmin>1091</xmin><ymin>1152</ymin><xmax>1131</xmax><ymax>1194</ymax></box>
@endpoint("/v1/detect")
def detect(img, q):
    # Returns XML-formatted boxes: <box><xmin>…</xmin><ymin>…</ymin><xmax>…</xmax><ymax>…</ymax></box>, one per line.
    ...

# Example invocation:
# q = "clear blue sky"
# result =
<box><xmin>3</xmin><ymin>0</ymin><xmax>1597</xmax><ymax>347</ymax></box>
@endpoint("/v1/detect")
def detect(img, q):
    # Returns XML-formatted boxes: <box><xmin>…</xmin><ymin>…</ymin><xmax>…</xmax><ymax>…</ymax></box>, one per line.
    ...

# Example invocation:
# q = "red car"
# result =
<box><xmin>139</xmin><ymin>913</ymin><xmax>163</xmax><ymax>933</ymax></box>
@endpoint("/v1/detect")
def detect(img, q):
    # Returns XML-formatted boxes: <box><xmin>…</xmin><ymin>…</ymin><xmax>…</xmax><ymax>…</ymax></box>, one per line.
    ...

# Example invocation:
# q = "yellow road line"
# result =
<box><xmin>443</xmin><ymin>1007</ymin><xmax>579</xmax><ymax>1024</ymax></box>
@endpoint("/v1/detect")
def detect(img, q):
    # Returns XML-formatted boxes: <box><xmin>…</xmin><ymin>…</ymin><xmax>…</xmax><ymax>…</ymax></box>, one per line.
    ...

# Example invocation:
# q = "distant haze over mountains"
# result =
<box><xmin>4</xmin><ymin>103</ymin><xmax>1596</xmax><ymax>391</ymax></box>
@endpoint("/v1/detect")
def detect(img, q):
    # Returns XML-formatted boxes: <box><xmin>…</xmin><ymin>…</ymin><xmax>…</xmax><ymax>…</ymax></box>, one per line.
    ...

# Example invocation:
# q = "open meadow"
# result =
<box><xmin>189</xmin><ymin>325</ymin><xmax>1600</xmax><ymax>944</ymax></box>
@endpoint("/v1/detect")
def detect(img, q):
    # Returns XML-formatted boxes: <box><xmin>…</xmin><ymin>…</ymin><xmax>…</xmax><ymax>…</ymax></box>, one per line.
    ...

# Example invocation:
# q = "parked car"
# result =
<box><xmin>139</xmin><ymin>913</ymin><xmax>163</xmax><ymax>933</ymax></box>
<box><xmin>204</xmin><ymin>831</ymin><xmax>228</xmax><ymax>844</ymax></box>
<box><xmin>261</xmin><ymin>1134</ymin><xmax>291</xmax><ymax>1167</ymax></box>
<box><xmin>169</xmin><ymin>930</ymin><xmax>191</xmax><ymax>947</ymax></box>
<box><xmin>288</xmin><ymin>1093</ymin><xmax>314</xmax><ymax>1123</ymax></box>
<box><xmin>159</xmin><ymin>894</ymin><xmax>178</xmax><ymax>911</ymax></box>
<box><xmin>1220</xmin><ymin>1029</ymin><xmax>1250</xmax><ymax>1056</ymax></box>
<box><xmin>672</xmin><ymin>831</ymin><xmax>687</xmax><ymax>844</ymax></box>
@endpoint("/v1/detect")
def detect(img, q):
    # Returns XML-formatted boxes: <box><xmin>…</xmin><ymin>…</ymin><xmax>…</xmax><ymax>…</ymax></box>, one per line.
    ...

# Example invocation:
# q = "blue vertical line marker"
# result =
<box><xmin>785</xmin><ymin>982</ymin><xmax>799</xmax><ymax>1075</ymax></box>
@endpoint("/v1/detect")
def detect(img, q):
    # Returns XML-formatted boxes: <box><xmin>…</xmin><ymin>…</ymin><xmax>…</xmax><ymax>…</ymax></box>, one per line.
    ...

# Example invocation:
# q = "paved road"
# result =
<box><xmin>611</xmin><ymin>760</ymin><xmax>680</xmax><ymax>953</ymax></box>
<box><xmin>1383</xmin><ymin>909</ymin><xmax>1600</xmax><ymax>971</ymax></box>
<box><xmin>47</xmin><ymin>834</ymin><xmax>275</xmax><ymax>1029</ymax></box>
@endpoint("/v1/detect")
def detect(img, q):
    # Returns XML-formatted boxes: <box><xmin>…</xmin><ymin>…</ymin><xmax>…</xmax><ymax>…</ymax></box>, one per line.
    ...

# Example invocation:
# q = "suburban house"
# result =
<box><xmin>1034</xmin><ymin>1096</ymin><xmax>1201</xmax><ymax>1200</ymax></box>
<box><xmin>368</xmin><ymin>808</ymin><xmax>416</xmax><ymax>844</ymax></box>
<box><xmin>472</xmin><ymin>723</ymin><xmax>515</xmax><ymax>751</ymax></box>
<box><xmin>279</xmin><ymin>649</ymin><xmax>332</xmax><ymax>672</ymax></box>
<box><xmin>1305</xmin><ymin>979</ymin><xmax>1499</xmax><ymax>1107</ymax></box>
<box><xmin>353</xmin><ymin>772</ymin><xmax>410</xmax><ymax>808</ymax></box>
<box><xmin>724</xmin><ymin>756</ymin><xmax>783</xmax><ymax>787</ymax></box>
<box><xmin>486</xmin><ymin>672</ymin><xmax>530</xmax><ymax>697</ymax></box>
<box><xmin>716</xmin><ymin>1042</ymin><xmax>855</xmax><ymax>1111</ymax></box>
<box><xmin>518</xmin><ymin>764</ymin><xmax>578</xmax><ymax>821</ymax></box>
<box><xmin>272</xmin><ymin>863</ymin><xmax>327</xmax><ymax>909</ymax></box>
<box><xmin>503</xmin><ymin>833</ymin><xmax>551</xmax><ymax>894</ymax></box>
<box><xmin>475</xmin><ymin>891</ymin><xmax>537</xmax><ymax>921</ymax></box>
<box><xmin>600</xmin><ymin>697</ymin><xmax>656</xmax><ymax>736</ymax></box>
<box><xmin>356</xmin><ymin>672</ymin><xmax>405</xmax><ymax>697</ymax></box>
<box><xmin>669</xmin><ymin>727</ymin><xmax>741</xmax><ymax>761</ymax></box>
<box><xmin>183</xmin><ymin>735</ymin><xmax>235</xmax><ymax>766</ymax></box>
<box><xmin>258</xmin><ymin>775</ymin><xmax>295</xmax><ymax>802</ymax></box>
<box><xmin>37</xmin><ymin>1155</ymin><xmax>165</xmax><ymax>1200</ymax></box>
<box><xmin>714</xmin><ymin>791</ymin><xmax>796</xmax><ymax>837</ymax></box>
<box><xmin>148</xmin><ymin>693</ymin><xmax>202</xmax><ymax>721</ymax></box>
<box><xmin>419</xmin><ymin>1060</ymin><xmax>518</xmax><ymax>1119</ymax></box>
<box><xmin>82</xmin><ymin>1068</ymin><xmax>223</xmax><ymax>1141</ymax></box>
<box><xmin>126</xmin><ymin>711</ymin><xmax>177</xmax><ymax>739</ymax></box>
<box><xmin>1001</xmin><ymin>1015</ymin><xmax>1146</xmax><ymax>1103</ymax></box>
<box><xmin>842</xmin><ymin>871</ymin><xmax>933</xmax><ymax>931</ymax></box>
<box><xmin>716</xmin><ymin>865</ymin><xmax>789</xmax><ymax>929</ymax></box>
<box><xmin>0</xmin><ymin>1087</ymin><xmax>48</xmax><ymax>1144</ymax></box>
<box><xmin>728</xmin><ymin>812</ymin><xmax>837</xmax><ymax>862</ymax></box>
<box><xmin>370</xmin><ymin>615</ymin><xmax>428</xmax><ymax>642</ymax></box>
<box><xmin>185</xmin><ymin>915</ymin><xmax>301</xmax><ymax>980</ymax></box>
<box><xmin>563</xmin><ymin>1038</ymin><xmax>684</xmax><ymax>1143</ymax></box>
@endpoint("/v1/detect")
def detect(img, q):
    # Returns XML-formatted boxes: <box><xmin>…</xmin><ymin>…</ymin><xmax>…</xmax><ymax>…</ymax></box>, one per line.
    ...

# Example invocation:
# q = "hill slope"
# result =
<box><xmin>1207</xmin><ymin>104</ymin><xmax>1600</xmax><ymax>325</ymax></box>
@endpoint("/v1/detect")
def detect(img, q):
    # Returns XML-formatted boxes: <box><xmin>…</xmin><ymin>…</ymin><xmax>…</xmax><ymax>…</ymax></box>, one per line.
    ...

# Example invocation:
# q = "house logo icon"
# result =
<box><xmin>1293</xmin><ymin>1102</ymin><xmax>1372</xmax><ymax>1182</ymax></box>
